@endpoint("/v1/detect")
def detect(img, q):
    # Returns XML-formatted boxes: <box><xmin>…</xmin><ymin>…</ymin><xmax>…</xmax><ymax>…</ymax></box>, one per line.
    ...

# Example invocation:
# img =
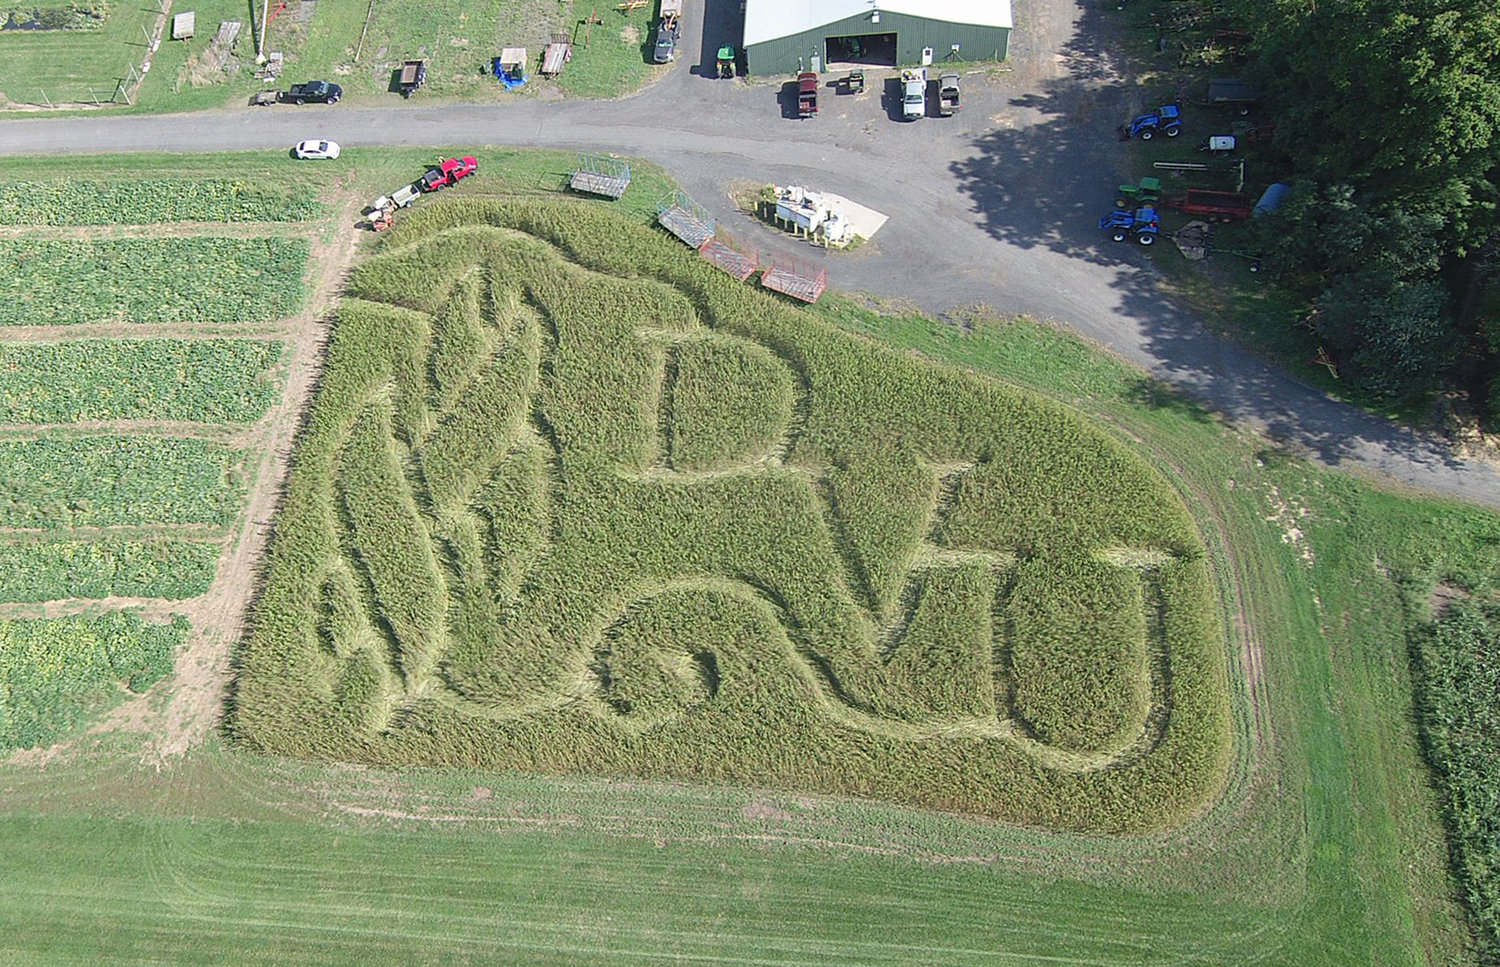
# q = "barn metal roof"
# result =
<box><xmin>744</xmin><ymin>0</ymin><xmax>1012</xmax><ymax>47</ymax></box>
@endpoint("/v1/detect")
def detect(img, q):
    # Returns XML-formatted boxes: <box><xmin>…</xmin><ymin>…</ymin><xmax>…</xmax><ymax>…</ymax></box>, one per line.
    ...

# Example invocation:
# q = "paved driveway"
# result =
<box><xmin>4</xmin><ymin>0</ymin><xmax>1499</xmax><ymax>508</ymax></box>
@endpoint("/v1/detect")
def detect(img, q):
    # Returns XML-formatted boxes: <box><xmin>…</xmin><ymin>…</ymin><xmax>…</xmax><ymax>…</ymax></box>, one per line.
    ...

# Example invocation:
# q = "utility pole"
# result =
<box><xmin>255</xmin><ymin>0</ymin><xmax>271</xmax><ymax>63</ymax></box>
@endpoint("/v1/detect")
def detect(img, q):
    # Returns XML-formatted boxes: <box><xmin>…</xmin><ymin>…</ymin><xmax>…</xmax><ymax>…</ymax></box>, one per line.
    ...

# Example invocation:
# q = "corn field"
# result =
<box><xmin>232</xmin><ymin>200</ymin><xmax>1232</xmax><ymax>832</ymax></box>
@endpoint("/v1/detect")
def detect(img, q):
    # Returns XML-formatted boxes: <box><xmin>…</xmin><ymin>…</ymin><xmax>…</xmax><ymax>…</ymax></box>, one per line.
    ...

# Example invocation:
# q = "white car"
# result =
<box><xmin>293</xmin><ymin>139</ymin><xmax>341</xmax><ymax>160</ymax></box>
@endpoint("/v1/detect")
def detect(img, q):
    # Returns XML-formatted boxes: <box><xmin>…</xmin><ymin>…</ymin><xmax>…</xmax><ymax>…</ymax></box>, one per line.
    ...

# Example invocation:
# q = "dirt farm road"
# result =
<box><xmin>3</xmin><ymin>0</ymin><xmax>1499</xmax><ymax>509</ymax></box>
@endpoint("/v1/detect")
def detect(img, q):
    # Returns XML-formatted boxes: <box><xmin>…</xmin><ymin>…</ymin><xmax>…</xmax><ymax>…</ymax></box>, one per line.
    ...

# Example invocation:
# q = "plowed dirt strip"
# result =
<box><xmin>0</xmin><ymin>325</ymin><xmax>287</xmax><ymax>342</ymax></box>
<box><xmin>0</xmin><ymin>222</ymin><xmax>314</xmax><ymax>239</ymax></box>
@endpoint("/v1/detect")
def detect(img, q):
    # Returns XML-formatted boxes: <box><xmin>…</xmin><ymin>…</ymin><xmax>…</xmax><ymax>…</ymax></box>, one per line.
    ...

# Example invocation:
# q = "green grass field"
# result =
<box><xmin>0</xmin><ymin>0</ymin><xmax>664</xmax><ymax>113</ymax></box>
<box><xmin>0</xmin><ymin>0</ymin><xmax>162</xmax><ymax>108</ymax></box>
<box><xmin>0</xmin><ymin>155</ymin><xmax>1491</xmax><ymax>965</ymax></box>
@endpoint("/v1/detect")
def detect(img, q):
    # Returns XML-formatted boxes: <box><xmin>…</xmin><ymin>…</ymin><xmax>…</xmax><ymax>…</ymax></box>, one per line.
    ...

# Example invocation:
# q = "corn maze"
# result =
<box><xmin>233</xmin><ymin>200</ymin><xmax>1232</xmax><ymax>832</ymax></box>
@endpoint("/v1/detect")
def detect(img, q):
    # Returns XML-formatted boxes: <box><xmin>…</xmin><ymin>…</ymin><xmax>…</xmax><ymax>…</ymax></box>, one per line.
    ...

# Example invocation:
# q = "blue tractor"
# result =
<box><xmin>1119</xmin><ymin>104</ymin><xmax>1182</xmax><ymax>141</ymax></box>
<box><xmin>1099</xmin><ymin>206</ymin><xmax>1160</xmax><ymax>245</ymax></box>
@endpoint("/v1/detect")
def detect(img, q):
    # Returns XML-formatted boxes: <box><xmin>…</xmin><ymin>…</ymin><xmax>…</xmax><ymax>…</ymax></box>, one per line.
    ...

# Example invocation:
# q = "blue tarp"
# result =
<box><xmin>492</xmin><ymin>57</ymin><xmax>527</xmax><ymax>90</ymax></box>
<box><xmin>1253</xmin><ymin>182</ymin><xmax>1291</xmax><ymax>217</ymax></box>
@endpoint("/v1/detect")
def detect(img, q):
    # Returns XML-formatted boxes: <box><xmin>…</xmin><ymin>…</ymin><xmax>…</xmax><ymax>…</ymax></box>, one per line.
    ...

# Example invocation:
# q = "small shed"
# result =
<box><xmin>494</xmin><ymin>47</ymin><xmax>528</xmax><ymax>89</ymax></box>
<box><xmin>171</xmin><ymin>10</ymin><xmax>195</xmax><ymax>39</ymax></box>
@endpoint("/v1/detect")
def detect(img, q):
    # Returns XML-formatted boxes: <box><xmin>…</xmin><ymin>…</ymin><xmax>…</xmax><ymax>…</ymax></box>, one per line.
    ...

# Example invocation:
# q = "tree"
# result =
<box><xmin>1314</xmin><ymin>273</ymin><xmax>1454</xmax><ymax>400</ymax></box>
<box><xmin>1231</xmin><ymin>0</ymin><xmax>1500</xmax><ymax>252</ymax></box>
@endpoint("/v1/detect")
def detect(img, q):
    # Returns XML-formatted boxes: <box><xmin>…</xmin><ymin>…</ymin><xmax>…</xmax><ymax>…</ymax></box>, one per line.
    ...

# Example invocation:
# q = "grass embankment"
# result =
<box><xmin>1419</xmin><ymin>604</ymin><xmax>1500</xmax><ymax>959</ymax></box>
<box><xmin>232</xmin><ymin>200</ymin><xmax>1232</xmax><ymax>831</ymax></box>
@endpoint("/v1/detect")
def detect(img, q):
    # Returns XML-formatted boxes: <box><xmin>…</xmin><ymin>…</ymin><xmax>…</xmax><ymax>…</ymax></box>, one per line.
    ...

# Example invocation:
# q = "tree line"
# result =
<box><xmin>1227</xmin><ymin>0</ymin><xmax>1499</xmax><ymax>410</ymax></box>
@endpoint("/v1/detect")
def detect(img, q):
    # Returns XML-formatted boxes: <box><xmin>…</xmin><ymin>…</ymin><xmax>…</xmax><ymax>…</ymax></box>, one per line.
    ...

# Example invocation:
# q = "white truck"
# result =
<box><xmin>900</xmin><ymin>68</ymin><xmax>927</xmax><ymax>120</ymax></box>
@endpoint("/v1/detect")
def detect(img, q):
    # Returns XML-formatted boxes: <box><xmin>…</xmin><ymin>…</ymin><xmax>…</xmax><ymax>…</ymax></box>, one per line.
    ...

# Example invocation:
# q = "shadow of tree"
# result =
<box><xmin>948</xmin><ymin>0</ymin><xmax>1478</xmax><ymax>482</ymax></box>
<box><xmin>948</xmin><ymin>0</ymin><xmax>1153</xmax><ymax>261</ymax></box>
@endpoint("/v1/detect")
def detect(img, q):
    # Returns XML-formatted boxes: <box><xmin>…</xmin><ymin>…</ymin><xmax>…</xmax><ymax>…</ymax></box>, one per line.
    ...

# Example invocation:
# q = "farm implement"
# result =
<box><xmin>1119</xmin><ymin>103</ymin><xmax>1181</xmax><ymax>141</ymax></box>
<box><xmin>1099</xmin><ymin>206</ymin><xmax>1160</xmax><ymax>245</ymax></box>
<box><xmin>1161</xmin><ymin>189</ymin><xmax>1252</xmax><ymax>222</ymax></box>
<box><xmin>1115</xmin><ymin>176</ymin><xmax>1161</xmax><ymax>209</ymax></box>
<box><xmin>364</xmin><ymin>156</ymin><xmax>478</xmax><ymax>231</ymax></box>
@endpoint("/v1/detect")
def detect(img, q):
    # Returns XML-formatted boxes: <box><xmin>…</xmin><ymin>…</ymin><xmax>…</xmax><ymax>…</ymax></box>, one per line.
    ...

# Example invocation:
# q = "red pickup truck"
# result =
<box><xmin>797</xmin><ymin>72</ymin><xmax>818</xmax><ymax>117</ymax></box>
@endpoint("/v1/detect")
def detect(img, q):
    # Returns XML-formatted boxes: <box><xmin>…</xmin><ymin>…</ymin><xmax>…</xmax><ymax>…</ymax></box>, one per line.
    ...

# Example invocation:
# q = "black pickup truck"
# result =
<box><xmin>279</xmin><ymin>80</ymin><xmax>342</xmax><ymax>104</ymax></box>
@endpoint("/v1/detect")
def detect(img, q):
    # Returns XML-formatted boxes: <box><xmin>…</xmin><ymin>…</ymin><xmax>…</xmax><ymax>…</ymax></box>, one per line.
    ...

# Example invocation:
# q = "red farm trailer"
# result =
<box><xmin>1163</xmin><ymin>189</ymin><xmax>1253</xmax><ymax>222</ymax></box>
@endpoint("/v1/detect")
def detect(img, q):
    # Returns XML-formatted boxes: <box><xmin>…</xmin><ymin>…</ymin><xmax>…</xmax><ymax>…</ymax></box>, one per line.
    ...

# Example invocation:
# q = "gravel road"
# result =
<box><xmin>4</xmin><ymin>0</ymin><xmax>1499</xmax><ymax>508</ymax></box>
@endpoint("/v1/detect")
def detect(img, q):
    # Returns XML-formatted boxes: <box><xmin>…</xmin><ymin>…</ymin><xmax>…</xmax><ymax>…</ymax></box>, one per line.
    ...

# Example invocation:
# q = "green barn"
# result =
<box><xmin>743</xmin><ymin>0</ymin><xmax>1011</xmax><ymax>76</ymax></box>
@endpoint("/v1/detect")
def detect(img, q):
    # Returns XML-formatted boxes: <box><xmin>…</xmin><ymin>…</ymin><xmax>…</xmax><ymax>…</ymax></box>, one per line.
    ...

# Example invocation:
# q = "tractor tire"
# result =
<box><xmin>1111</xmin><ymin>231</ymin><xmax>1127</xmax><ymax>243</ymax></box>
<box><xmin>1139</xmin><ymin>128</ymin><xmax>1154</xmax><ymax>141</ymax></box>
<box><xmin>1115</xmin><ymin>198</ymin><xmax>1128</xmax><ymax>209</ymax></box>
<box><xmin>1138</xmin><ymin>233</ymin><xmax>1156</xmax><ymax>246</ymax></box>
<box><xmin>1165</xmin><ymin>125</ymin><xmax>1181</xmax><ymax>138</ymax></box>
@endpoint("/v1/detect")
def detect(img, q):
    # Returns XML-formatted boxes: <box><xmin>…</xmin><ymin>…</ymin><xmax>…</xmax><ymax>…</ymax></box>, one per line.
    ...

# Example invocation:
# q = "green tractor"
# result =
<box><xmin>1115</xmin><ymin>175</ymin><xmax>1161</xmax><ymax>209</ymax></box>
<box><xmin>717</xmin><ymin>45</ymin><xmax>736</xmax><ymax>79</ymax></box>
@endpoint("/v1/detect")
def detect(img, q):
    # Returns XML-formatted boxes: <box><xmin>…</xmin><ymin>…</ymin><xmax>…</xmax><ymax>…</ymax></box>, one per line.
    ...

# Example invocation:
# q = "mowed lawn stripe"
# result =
<box><xmin>0</xmin><ymin>814</ymin><xmax>1282</xmax><ymax>967</ymax></box>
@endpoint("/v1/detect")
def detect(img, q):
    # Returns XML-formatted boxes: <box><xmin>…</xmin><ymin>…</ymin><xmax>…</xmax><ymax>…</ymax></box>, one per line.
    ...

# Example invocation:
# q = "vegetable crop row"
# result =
<box><xmin>0</xmin><ymin>434</ymin><xmax>245</xmax><ymax>529</ymax></box>
<box><xmin>0</xmin><ymin>611</ymin><xmax>186</xmax><ymax>751</ymax></box>
<box><xmin>0</xmin><ymin>237</ymin><xmax>308</xmax><ymax>326</ymax></box>
<box><xmin>0</xmin><ymin>179</ymin><xmax>322</xmax><ymax>225</ymax></box>
<box><xmin>0</xmin><ymin>537</ymin><xmax>219</xmax><ymax>602</ymax></box>
<box><xmin>0</xmin><ymin>338</ymin><xmax>283</xmax><ymax>424</ymax></box>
